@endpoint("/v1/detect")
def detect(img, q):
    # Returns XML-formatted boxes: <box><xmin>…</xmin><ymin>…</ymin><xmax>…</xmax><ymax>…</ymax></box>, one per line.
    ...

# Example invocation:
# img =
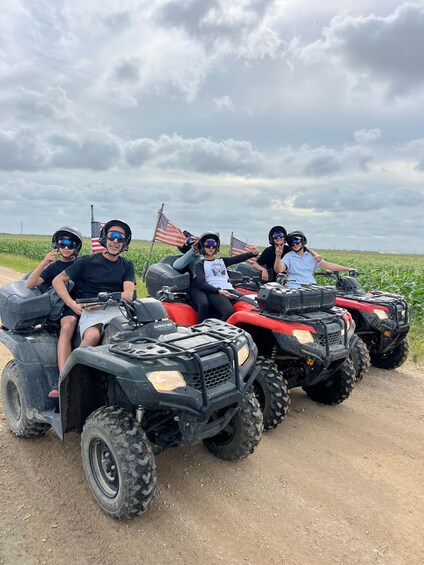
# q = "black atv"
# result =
<box><xmin>146</xmin><ymin>258</ymin><xmax>358</xmax><ymax>429</ymax></box>
<box><xmin>315</xmin><ymin>270</ymin><xmax>410</xmax><ymax>370</ymax></box>
<box><xmin>0</xmin><ymin>281</ymin><xmax>263</xmax><ymax>519</ymax></box>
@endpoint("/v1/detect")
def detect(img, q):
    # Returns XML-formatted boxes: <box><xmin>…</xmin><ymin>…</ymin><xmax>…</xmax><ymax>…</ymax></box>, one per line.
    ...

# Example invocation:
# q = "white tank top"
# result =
<box><xmin>203</xmin><ymin>259</ymin><xmax>234</xmax><ymax>290</ymax></box>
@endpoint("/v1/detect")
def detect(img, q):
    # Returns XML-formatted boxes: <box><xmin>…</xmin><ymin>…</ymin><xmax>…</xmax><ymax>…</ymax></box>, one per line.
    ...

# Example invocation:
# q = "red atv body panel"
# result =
<box><xmin>335</xmin><ymin>297</ymin><xmax>389</xmax><ymax>313</ymax></box>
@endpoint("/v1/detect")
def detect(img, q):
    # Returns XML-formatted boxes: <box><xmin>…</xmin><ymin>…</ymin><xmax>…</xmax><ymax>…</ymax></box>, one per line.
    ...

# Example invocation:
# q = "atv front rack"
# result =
<box><xmin>108</xmin><ymin>326</ymin><xmax>246</xmax><ymax>408</ymax></box>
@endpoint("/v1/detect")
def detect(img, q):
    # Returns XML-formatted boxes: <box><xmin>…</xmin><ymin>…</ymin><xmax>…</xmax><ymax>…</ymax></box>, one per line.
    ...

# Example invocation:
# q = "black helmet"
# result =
<box><xmin>52</xmin><ymin>226</ymin><xmax>83</xmax><ymax>256</ymax></box>
<box><xmin>177</xmin><ymin>230</ymin><xmax>196</xmax><ymax>254</ymax></box>
<box><xmin>287</xmin><ymin>230</ymin><xmax>307</xmax><ymax>249</ymax></box>
<box><xmin>99</xmin><ymin>220</ymin><xmax>132</xmax><ymax>251</ymax></box>
<box><xmin>199</xmin><ymin>232</ymin><xmax>220</xmax><ymax>254</ymax></box>
<box><xmin>268</xmin><ymin>225</ymin><xmax>287</xmax><ymax>245</ymax></box>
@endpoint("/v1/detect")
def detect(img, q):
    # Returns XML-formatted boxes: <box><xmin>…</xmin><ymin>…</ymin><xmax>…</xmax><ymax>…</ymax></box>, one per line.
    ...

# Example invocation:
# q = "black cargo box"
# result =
<box><xmin>0</xmin><ymin>280</ymin><xmax>52</xmax><ymax>330</ymax></box>
<box><xmin>256</xmin><ymin>283</ymin><xmax>336</xmax><ymax>314</ymax></box>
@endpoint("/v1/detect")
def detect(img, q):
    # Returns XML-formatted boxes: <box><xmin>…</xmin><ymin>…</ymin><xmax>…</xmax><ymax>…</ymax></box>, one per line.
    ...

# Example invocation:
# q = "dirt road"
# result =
<box><xmin>0</xmin><ymin>266</ymin><xmax>423</xmax><ymax>565</ymax></box>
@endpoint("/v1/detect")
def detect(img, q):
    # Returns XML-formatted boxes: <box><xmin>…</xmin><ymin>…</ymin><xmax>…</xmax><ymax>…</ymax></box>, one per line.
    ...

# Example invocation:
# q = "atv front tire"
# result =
<box><xmin>370</xmin><ymin>339</ymin><xmax>409</xmax><ymax>370</ymax></box>
<box><xmin>350</xmin><ymin>337</ymin><xmax>371</xmax><ymax>381</ymax></box>
<box><xmin>81</xmin><ymin>406</ymin><xmax>157</xmax><ymax>519</ymax></box>
<box><xmin>203</xmin><ymin>392</ymin><xmax>263</xmax><ymax>460</ymax></box>
<box><xmin>252</xmin><ymin>356</ymin><xmax>290</xmax><ymax>430</ymax></box>
<box><xmin>1</xmin><ymin>360</ymin><xmax>51</xmax><ymax>438</ymax></box>
<box><xmin>302</xmin><ymin>358</ymin><xmax>356</xmax><ymax>405</ymax></box>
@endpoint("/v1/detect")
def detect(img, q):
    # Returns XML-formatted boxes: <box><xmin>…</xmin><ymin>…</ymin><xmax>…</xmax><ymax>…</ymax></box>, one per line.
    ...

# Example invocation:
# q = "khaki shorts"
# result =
<box><xmin>79</xmin><ymin>306</ymin><xmax>123</xmax><ymax>338</ymax></box>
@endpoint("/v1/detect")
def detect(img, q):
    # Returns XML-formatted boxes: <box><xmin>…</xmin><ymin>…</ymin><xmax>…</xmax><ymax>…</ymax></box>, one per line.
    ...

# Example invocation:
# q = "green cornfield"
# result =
<box><xmin>1</xmin><ymin>233</ymin><xmax>423</xmax><ymax>362</ymax></box>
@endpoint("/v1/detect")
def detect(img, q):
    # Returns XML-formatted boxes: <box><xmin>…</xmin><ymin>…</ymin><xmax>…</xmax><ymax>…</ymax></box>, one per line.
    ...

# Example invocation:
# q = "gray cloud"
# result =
<box><xmin>0</xmin><ymin>129</ymin><xmax>49</xmax><ymax>171</ymax></box>
<box><xmin>15</xmin><ymin>86</ymin><xmax>72</xmax><ymax>122</ymax></box>
<box><xmin>292</xmin><ymin>183</ymin><xmax>424</xmax><ymax>213</ymax></box>
<box><xmin>102</xmin><ymin>10</ymin><xmax>133</xmax><ymax>32</ymax></box>
<box><xmin>48</xmin><ymin>132</ymin><xmax>121</xmax><ymax>171</ymax></box>
<box><xmin>113</xmin><ymin>59</ymin><xmax>142</xmax><ymax>83</ymax></box>
<box><xmin>125</xmin><ymin>134</ymin><xmax>266</xmax><ymax>174</ymax></box>
<box><xmin>301</xmin><ymin>4</ymin><xmax>424</xmax><ymax>96</ymax></box>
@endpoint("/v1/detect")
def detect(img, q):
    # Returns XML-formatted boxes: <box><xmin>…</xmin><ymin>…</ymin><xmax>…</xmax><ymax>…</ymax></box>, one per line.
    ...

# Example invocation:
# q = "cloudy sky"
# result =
<box><xmin>1</xmin><ymin>0</ymin><xmax>423</xmax><ymax>252</ymax></box>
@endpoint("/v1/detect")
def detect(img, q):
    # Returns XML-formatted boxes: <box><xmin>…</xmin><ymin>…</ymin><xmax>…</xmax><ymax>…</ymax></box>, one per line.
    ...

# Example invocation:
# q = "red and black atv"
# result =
<box><xmin>314</xmin><ymin>270</ymin><xmax>410</xmax><ymax>370</ymax></box>
<box><xmin>146</xmin><ymin>257</ymin><xmax>358</xmax><ymax>431</ymax></box>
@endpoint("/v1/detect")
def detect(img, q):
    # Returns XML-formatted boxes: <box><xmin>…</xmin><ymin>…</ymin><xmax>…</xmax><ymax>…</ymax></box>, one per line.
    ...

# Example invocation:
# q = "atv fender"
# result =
<box><xmin>227</xmin><ymin>309</ymin><xmax>315</xmax><ymax>334</ymax></box>
<box><xmin>0</xmin><ymin>329</ymin><xmax>59</xmax><ymax>416</ymax></box>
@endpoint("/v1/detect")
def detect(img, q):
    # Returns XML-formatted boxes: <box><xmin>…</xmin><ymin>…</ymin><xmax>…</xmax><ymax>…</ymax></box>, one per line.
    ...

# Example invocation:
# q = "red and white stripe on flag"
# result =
<box><xmin>155</xmin><ymin>213</ymin><xmax>186</xmax><ymax>247</ymax></box>
<box><xmin>231</xmin><ymin>236</ymin><xmax>256</xmax><ymax>264</ymax></box>
<box><xmin>91</xmin><ymin>220</ymin><xmax>105</xmax><ymax>253</ymax></box>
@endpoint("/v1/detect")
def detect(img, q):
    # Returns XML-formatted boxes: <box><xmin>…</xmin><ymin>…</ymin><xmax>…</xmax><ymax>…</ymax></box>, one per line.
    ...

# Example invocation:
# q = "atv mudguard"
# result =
<box><xmin>0</xmin><ymin>328</ymin><xmax>59</xmax><ymax>416</ymax></box>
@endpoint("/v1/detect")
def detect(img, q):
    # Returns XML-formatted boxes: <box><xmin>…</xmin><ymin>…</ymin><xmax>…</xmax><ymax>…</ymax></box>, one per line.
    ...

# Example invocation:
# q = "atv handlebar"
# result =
<box><xmin>315</xmin><ymin>270</ymin><xmax>361</xmax><ymax>280</ymax></box>
<box><xmin>76</xmin><ymin>291</ymin><xmax>123</xmax><ymax>306</ymax></box>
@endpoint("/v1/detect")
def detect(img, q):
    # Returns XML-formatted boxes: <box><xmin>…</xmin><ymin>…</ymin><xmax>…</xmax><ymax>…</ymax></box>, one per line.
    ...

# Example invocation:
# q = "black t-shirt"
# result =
<box><xmin>39</xmin><ymin>259</ymin><xmax>77</xmax><ymax>296</ymax></box>
<box><xmin>64</xmin><ymin>254</ymin><xmax>136</xmax><ymax>299</ymax></box>
<box><xmin>256</xmin><ymin>245</ymin><xmax>290</xmax><ymax>282</ymax></box>
<box><xmin>40</xmin><ymin>260</ymin><xmax>73</xmax><ymax>285</ymax></box>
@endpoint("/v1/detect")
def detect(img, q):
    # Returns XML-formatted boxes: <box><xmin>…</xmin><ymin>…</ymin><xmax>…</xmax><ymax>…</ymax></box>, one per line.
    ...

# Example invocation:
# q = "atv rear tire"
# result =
<box><xmin>350</xmin><ymin>337</ymin><xmax>371</xmax><ymax>381</ymax></box>
<box><xmin>81</xmin><ymin>406</ymin><xmax>156</xmax><ymax>519</ymax></box>
<box><xmin>252</xmin><ymin>356</ymin><xmax>290</xmax><ymax>430</ymax></box>
<box><xmin>370</xmin><ymin>339</ymin><xmax>409</xmax><ymax>370</ymax></box>
<box><xmin>302</xmin><ymin>358</ymin><xmax>356</xmax><ymax>405</ymax></box>
<box><xmin>1</xmin><ymin>360</ymin><xmax>51</xmax><ymax>438</ymax></box>
<box><xmin>203</xmin><ymin>392</ymin><xmax>263</xmax><ymax>460</ymax></box>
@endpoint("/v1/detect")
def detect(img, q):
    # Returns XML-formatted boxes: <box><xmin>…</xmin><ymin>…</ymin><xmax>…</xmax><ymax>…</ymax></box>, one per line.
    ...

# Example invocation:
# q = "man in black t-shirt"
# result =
<box><xmin>51</xmin><ymin>220</ymin><xmax>135</xmax><ymax>396</ymax></box>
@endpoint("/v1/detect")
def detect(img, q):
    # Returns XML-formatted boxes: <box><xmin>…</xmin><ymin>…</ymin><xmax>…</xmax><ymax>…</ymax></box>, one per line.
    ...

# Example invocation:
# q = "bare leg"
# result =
<box><xmin>58</xmin><ymin>315</ymin><xmax>78</xmax><ymax>372</ymax></box>
<box><xmin>80</xmin><ymin>324</ymin><xmax>102</xmax><ymax>347</ymax></box>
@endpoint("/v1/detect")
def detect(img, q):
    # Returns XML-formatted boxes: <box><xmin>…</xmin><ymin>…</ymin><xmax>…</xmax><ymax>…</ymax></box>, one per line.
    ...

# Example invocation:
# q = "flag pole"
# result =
<box><xmin>142</xmin><ymin>203</ymin><xmax>164</xmax><ymax>281</ymax></box>
<box><xmin>229</xmin><ymin>232</ymin><xmax>234</xmax><ymax>256</ymax></box>
<box><xmin>91</xmin><ymin>204</ymin><xmax>94</xmax><ymax>224</ymax></box>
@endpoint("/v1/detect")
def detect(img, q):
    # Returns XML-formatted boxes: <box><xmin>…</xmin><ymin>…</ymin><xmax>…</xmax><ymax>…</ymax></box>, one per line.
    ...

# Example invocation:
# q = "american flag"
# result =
<box><xmin>154</xmin><ymin>213</ymin><xmax>186</xmax><ymax>247</ymax></box>
<box><xmin>91</xmin><ymin>220</ymin><xmax>105</xmax><ymax>253</ymax></box>
<box><xmin>231</xmin><ymin>235</ymin><xmax>256</xmax><ymax>264</ymax></box>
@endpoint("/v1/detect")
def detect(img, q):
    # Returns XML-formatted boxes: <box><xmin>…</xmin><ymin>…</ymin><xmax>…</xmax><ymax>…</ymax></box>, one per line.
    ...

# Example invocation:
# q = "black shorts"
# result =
<box><xmin>61</xmin><ymin>305</ymin><xmax>79</xmax><ymax>320</ymax></box>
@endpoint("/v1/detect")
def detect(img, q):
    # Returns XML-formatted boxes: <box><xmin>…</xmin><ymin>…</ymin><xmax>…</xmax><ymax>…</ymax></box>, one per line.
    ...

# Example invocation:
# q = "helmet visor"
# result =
<box><xmin>107</xmin><ymin>230</ymin><xmax>126</xmax><ymax>242</ymax></box>
<box><xmin>204</xmin><ymin>239</ymin><xmax>218</xmax><ymax>248</ymax></box>
<box><xmin>57</xmin><ymin>238</ymin><xmax>78</xmax><ymax>249</ymax></box>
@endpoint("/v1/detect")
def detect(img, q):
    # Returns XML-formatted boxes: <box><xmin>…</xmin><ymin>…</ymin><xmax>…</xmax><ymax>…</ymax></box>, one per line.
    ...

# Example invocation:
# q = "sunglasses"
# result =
<box><xmin>107</xmin><ymin>230</ymin><xmax>126</xmax><ymax>242</ymax></box>
<box><xmin>204</xmin><ymin>239</ymin><xmax>217</xmax><ymax>248</ymax></box>
<box><xmin>272</xmin><ymin>232</ymin><xmax>285</xmax><ymax>239</ymax></box>
<box><xmin>291</xmin><ymin>238</ymin><xmax>302</xmax><ymax>245</ymax></box>
<box><xmin>57</xmin><ymin>239</ymin><xmax>77</xmax><ymax>249</ymax></box>
<box><xmin>186</xmin><ymin>236</ymin><xmax>195</xmax><ymax>244</ymax></box>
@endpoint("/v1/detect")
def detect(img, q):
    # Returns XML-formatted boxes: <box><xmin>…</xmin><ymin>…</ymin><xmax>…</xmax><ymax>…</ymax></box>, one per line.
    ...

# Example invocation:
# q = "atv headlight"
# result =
<box><xmin>237</xmin><ymin>343</ymin><xmax>250</xmax><ymax>366</ymax></box>
<box><xmin>292</xmin><ymin>330</ymin><xmax>314</xmax><ymax>345</ymax></box>
<box><xmin>147</xmin><ymin>371</ymin><xmax>186</xmax><ymax>391</ymax></box>
<box><xmin>373</xmin><ymin>308</ymin><xmax>389</xmax><ymax>320</ymax></box>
